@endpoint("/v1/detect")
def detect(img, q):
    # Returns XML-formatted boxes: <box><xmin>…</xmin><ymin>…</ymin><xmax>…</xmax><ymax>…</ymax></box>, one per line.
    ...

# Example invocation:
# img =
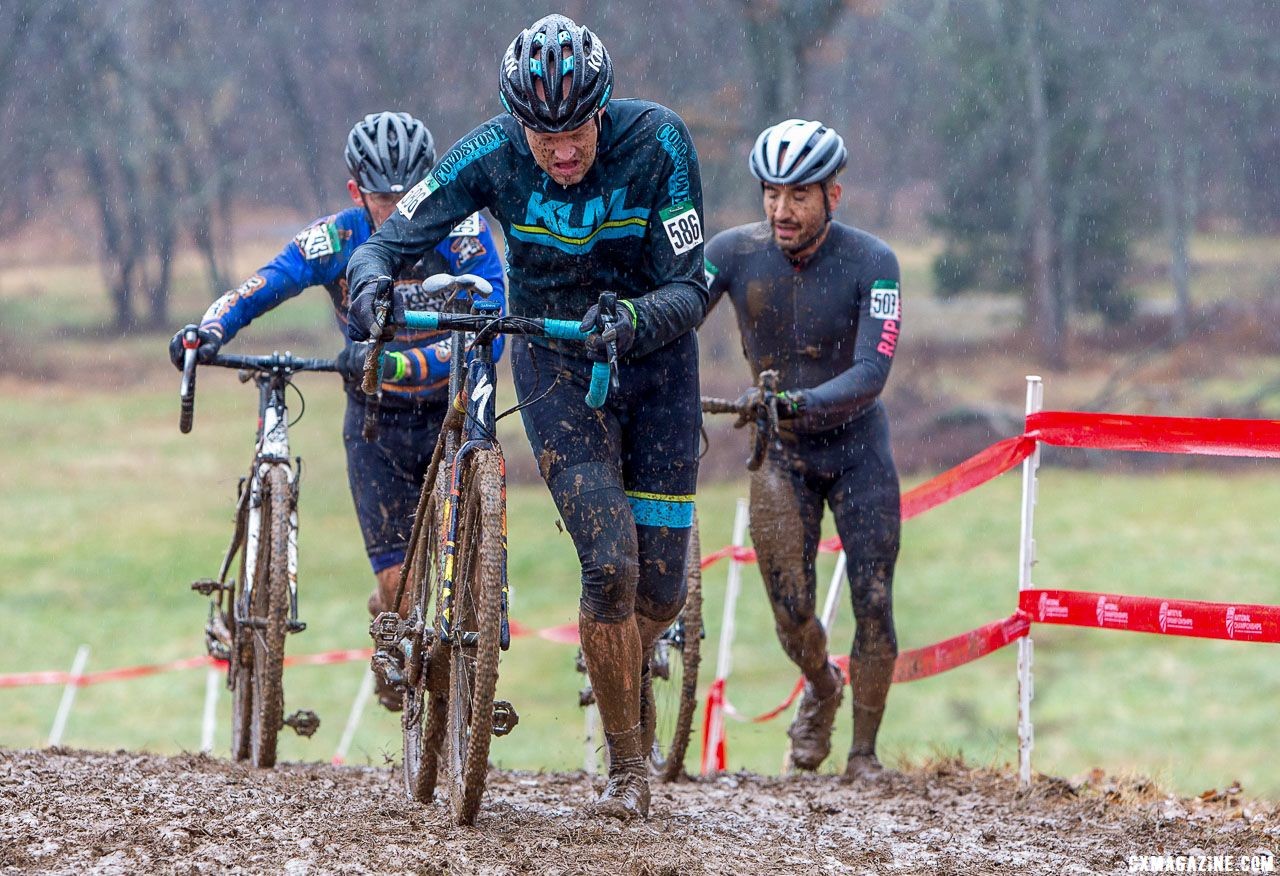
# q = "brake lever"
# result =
<box><xmin>361</xmin><ymin>280</ymin><xmax>394</xmax><ymax>397</ymax></box>
<box><xmin>179</xmin><ymin>325</ymin><xmax>199</xmax><ymax>433</ymax></box>
<box><xmin>597</xmin><ymin>292</ymin><xmax>621</xmax><ymax>392</ymax></box>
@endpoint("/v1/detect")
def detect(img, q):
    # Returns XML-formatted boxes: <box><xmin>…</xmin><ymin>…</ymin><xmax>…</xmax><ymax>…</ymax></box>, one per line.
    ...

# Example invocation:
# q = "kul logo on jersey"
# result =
<box><xmin>511</xmin><ymin>186</ymin><xmax>648</xmax><ymax>254</ymax></box>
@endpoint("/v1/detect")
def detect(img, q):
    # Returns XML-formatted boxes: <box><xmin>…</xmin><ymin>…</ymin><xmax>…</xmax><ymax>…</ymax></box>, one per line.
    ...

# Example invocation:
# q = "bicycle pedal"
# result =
<box><xmin>283</xmin><ymin>710</ymin><xmax>320</xmax><ymax>738</ymax></box>
<box><xmin>370</xmin><ymin>611</ymin><xmax>406</xmax><ymax>646</ymax></box>
<box><xmin>492</xmin><ymin>701</ymin><xmax>519</xmax><ymax>737</ymax></box>
<box><xmin>371</xmin><ymin>649</ymin><xmax>405</xmax><ymax>687</ymax></box>
<box><xmin>190</xmin><ymin>578</ymin><xmax>223</xmax><ymax>596</ymax></box>
<box><xmin>578</xmin><ymin>686</ymin><xmax>596</xmax><ymax>708</ymax></box>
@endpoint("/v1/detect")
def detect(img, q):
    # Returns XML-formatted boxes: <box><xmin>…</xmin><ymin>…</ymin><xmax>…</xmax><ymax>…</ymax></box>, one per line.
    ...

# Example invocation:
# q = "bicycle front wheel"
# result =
<box><xmin>402</xmin><ymin>477</ymin><xmax>448</xmax><ymax>802</ymax></box>
<box><xmin>651</xmin><ymin>514</ymin><xmax>703</xmax><ymax>781</ymax></box>
<box><xmin>441</xmin><ymin>449</ymin><xmax>505</xmax><ymax>826</ymax></box>
<box><xmin>249</xmin><ymin>465</ymin><xmax>292</xmax><ymax>768</ymax></box>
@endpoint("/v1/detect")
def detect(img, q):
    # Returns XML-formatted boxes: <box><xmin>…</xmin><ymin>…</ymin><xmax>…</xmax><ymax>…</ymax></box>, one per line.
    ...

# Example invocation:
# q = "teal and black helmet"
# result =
<box><xmin>499</xmin><ymin>14</ymin><xmax>613</xmax><ymax>134</ymax></box>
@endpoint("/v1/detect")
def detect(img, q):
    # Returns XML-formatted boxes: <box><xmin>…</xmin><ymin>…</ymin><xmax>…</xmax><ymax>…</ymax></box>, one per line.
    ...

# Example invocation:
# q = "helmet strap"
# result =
<box><xmin>356</xmin><ymin>186</ymin><xmax>379</xmax><ymax>232</ymax></box>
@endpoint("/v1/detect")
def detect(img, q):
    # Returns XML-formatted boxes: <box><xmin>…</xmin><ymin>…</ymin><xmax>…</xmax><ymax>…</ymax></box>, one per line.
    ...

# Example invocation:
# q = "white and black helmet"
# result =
<box><xmin>499</xmin><ymin>14</ymin><xmax>613</xmax><ymax>134</ymax></box>
<box><xmin>749</xmin><ymin>119</ymin><xmax>847</xmax><ymax>186</ymax></box>
<box><xmin>344</xmin><ymin>112</ymin><xmax>436</xmax><ymax>193</ymax></box>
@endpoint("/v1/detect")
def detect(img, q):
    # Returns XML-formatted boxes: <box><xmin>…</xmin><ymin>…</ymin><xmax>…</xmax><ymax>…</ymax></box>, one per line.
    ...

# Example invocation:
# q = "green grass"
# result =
<box><xmin>2</xmin><ymin>364</ymin><xmax>1280</xmax><ymax>798</ymax></box>
<box><xmin>4</xmin><ymin>234</ymin><xmax>1280</xmax><ymax>798</ymax></box>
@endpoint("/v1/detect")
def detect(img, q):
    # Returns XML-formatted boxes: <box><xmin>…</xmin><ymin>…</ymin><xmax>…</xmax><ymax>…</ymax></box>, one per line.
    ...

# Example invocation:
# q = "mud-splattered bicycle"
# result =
<box><xmin>177</xmin><ymin>334</ymin><xmax>333</xmax><ymax>766</ymax></box>
<box><xmin>363</xmin><ymin>273</ymin><xmax>617</xmax><ymax>826</ymax></box>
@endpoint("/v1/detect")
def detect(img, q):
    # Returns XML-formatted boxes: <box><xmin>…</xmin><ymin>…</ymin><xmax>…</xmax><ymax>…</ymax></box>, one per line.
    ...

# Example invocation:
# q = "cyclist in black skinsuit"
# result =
<box><xmin>703</xmin><ymin>119</ymin><xmax>902</xmax><ymax>782</ymax></box>
<box><xmin>345</xmin><ymin>15</ymin><xmax>707</xmax><ymax>820</ymax></box>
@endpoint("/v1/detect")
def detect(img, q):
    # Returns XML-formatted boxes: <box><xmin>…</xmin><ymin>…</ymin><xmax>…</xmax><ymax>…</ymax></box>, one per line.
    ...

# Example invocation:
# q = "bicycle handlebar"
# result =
<box><xmin>176</xmin><ymin>341</ymin><xmax>338</xmax><ymax>434</ymax></box>
<box><xmin>402</xmin><ymin>310</ymin><xmax>613</xmax><ymax>409</ymax></box>
<box><xmin>700</xmin><ymin>397</ymin><xmax>742</xmax><ymax>415</ymax></box>
<box><xmin>699</xmin><ymin>370</ymin><xmax>783</xmax><ymax>472</ymax></box>
<box><xmin>208</xmin><ymin>353</ymin><xmax>338</xmax><ymax>373</ymax></box>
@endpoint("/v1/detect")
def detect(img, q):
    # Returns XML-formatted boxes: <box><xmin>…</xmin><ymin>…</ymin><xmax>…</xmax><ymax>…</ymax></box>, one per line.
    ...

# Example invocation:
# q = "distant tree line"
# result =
<box><xmin>2</xmin><ymin>0</ymin><xmax>1277</xmax><ymax>364</ymax></box>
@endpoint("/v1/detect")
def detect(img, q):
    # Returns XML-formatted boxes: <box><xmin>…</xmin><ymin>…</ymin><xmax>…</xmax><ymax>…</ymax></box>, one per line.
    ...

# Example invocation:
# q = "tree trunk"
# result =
<box><xmin>1020</xmin><ymin>0</ymin><xmax>1062</xmax><ymax>367</ymax></box>
<box><xmin>1159</xmin><ymin>137</ymin><xmax>1196</xmax><ymax>343</ymax></box>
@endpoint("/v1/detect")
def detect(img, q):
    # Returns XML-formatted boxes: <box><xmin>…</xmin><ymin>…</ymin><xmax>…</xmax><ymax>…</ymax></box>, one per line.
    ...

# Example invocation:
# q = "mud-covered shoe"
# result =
<box><xmin>844</xmin><ymin>752</ymin><xmax>887</xmax><ymax>783</ymax></box>
<box><xmin>786</xmin><ymin>661</ymin><xmax>844</xmax><ymax>771</ymax></box>
<box><xmin>375</xmin><ymin>675</ymin><xmax>403</xmax><ymax>712</ymax></box>
<box><xmin>370</xmin><ymin>647</ymin><xmax>405</xmax><ymax>713</ymax></box>
<box><xmin>589</xmin><ymin>761</ymin><xmax>651</xmax><ymax>821</ymax></box>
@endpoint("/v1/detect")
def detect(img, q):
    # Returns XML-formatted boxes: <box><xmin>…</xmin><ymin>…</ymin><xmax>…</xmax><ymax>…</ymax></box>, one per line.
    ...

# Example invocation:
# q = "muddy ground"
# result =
<box><xmin>2</xmin><ymin>750</ymin><xmax>1277</xmax><ymax>875</ymax></box>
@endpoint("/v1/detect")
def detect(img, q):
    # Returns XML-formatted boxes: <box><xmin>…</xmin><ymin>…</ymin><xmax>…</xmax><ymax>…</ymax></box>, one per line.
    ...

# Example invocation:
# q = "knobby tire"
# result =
<box><xmin>402</xmin><ymin>477</ymin><xmax>449</xmax><ymax>802</ymax></box>
<box><xmin>441</xmin><ymin>449</ymin><xmax>504</xmax><ymax>825</ymax></box>
<box><xmin>651</xmin><ymin>516</ymin><xmax>703</xmax><ymax>782</ymax></box>
<box><xmin>249</xmin><ymin>465</ymin><xmax>291</xmax><ymax>768</ymax></box>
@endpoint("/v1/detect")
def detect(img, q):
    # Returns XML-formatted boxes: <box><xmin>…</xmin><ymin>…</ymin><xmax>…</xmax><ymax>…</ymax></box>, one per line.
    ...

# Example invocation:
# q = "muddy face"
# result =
<box><xmin>761</xmin><ymin>180</ymin><xmax>842</xmax><ymax>259</ymax></box>
<box><xmin>524</xmin><ymin>117</ymin><xmax>600</xmax><ymax>186</ymax></box>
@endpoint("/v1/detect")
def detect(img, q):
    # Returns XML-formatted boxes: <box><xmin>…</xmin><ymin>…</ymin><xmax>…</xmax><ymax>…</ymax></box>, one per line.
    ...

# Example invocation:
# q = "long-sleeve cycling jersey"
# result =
<box><xmin>198</xmin><ymin>207</ymin><xmax>505</xmax><ymax>407</ymax></box>
<box><xmin>346</xmin><ymin>99</ymin><xmax>708</xmax><ymax>359</ymax></box>
<box><xmin>703</xmin><ymin>221</ymin><xmax>901</xmax><ymax>433</ymax></box>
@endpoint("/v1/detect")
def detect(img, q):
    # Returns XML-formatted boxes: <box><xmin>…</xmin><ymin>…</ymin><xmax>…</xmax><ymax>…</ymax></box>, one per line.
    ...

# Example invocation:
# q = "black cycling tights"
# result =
<box><xmin>512</xmin><ymin>332</ymin><xmax>701</xmax><ymax>624</ymax></box>
<box><xmin>749</xmin><ymin>403</ymin><xmax>901</xmax><ymax>666</ymax></box>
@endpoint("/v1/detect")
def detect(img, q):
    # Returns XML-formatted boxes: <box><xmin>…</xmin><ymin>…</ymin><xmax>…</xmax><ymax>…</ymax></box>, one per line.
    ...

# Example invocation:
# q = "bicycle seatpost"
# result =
<box><xmin>179</xmin><ymin>324</ymin><xmax>200</xmax><ymax>433</ymax></box>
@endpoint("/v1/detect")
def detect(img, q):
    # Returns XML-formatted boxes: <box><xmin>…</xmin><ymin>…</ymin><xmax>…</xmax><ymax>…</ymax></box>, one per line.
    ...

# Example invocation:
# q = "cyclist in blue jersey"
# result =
<box><xmin>703</xmin><ymin>120</ymin><xmax>902</xmax><ymax>782</ymax></box>
<box><xmin>346</xmin><ymin>16</ymin><xmax>707</xmax><ymax>819</ymax></box>
<box><xmin>168</xmin><ymin>112</ymin><xmax>506</xmax><ymax>710</ymax></box>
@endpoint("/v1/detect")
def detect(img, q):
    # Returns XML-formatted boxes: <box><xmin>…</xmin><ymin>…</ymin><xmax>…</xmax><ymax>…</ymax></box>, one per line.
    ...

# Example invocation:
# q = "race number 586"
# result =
<box><xmin>660</xmin><ymin>202</ymin><xmax>703</xmax><ymax>255</ymax></box>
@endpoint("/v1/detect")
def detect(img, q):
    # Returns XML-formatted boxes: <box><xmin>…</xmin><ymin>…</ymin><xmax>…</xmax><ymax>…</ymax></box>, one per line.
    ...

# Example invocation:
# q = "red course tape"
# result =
<box><xmin>1021</xmin><ymin>589</ymin><xmax>1280</xmax><ymax>644</ymax></box>
<box><xmin>1027</xmin><ymin>411</ymin><xmax>1280</xmax><ymax>458</ymax></box>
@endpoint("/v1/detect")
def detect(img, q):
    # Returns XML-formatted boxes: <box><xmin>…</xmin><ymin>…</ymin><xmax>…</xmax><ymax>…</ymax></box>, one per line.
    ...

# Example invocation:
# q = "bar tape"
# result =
<box><xmin>1021</xmin><ymin>589</ymin><xmax>1280</xmax><ymax>643</ymax></box>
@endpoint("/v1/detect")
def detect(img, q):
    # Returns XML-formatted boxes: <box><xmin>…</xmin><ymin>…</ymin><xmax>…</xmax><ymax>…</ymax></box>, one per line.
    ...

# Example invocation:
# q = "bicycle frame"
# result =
<box><xmin>186</xmin><ymin>352</ymin><xmax>335</xmax><ymax>658</ymax></box>
<box><xmin>237</xmin><ymin>369</ymin><xmax>301</xmax><ymax>634</ymax></box>
<box><xmin>436</xmin><ymin>311</ymin><xmax>510</xmax><ymax>649</ymax></box>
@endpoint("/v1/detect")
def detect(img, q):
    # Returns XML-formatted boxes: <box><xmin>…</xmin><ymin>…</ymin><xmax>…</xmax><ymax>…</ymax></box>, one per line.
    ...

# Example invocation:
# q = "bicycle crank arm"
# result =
<box><xmin>283</xmin><ymin>710</ymin><xmax>320</xmax><ymax>738</ymax></box>
<box><xmin>491</xmin><ymin>701</ymin><xmax>519</xmax><ymax>737</ymax></box>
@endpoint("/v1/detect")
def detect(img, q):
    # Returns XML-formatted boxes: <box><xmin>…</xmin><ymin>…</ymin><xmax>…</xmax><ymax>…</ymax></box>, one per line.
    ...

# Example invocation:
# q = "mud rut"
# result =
<box><xmin>2</xmin><ymin>749</ymin><xmax>1277</xmax><ymax>875</ymax></box>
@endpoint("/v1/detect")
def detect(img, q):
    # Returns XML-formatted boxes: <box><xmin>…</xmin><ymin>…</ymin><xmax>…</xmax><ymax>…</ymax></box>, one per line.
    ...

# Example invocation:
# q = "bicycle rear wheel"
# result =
<box><xmin>440</xmin><ymin>449</ymin><xmax>504</xmax><ymax>825</ymax></box>
<box><xmin>402</xmin><ymin>478</ymin><xmax>449</xmax><ymax>802</ymax></box>
<box><xmin>249</xmin><ymin>465</ymin><xmax>292</xmax><ymax>768</ymax></box>
<box><xmin>651</xmin><ymin>515</ymin><xmax>703</xmax><ymax>781</ymax></box>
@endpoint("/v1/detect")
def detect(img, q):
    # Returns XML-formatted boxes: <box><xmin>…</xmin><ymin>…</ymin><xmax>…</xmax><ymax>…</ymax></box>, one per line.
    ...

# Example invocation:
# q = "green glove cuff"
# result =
<box><xmin>619</xmin><ymin>298</ymin><xmax>638</xmax><ymax>327</ymax></box>
<box><xmin>385</xmin><ymin>351</ymin><xmax>408</xmax><ymax>383</ymax></box>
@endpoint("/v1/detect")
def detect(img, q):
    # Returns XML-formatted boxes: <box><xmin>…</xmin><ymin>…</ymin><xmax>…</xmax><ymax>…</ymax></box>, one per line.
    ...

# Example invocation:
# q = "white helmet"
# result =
<box><xmin>749</xmin><ymin>119</ymin><xmax>847</xmax><ymax>186</ymax></box>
